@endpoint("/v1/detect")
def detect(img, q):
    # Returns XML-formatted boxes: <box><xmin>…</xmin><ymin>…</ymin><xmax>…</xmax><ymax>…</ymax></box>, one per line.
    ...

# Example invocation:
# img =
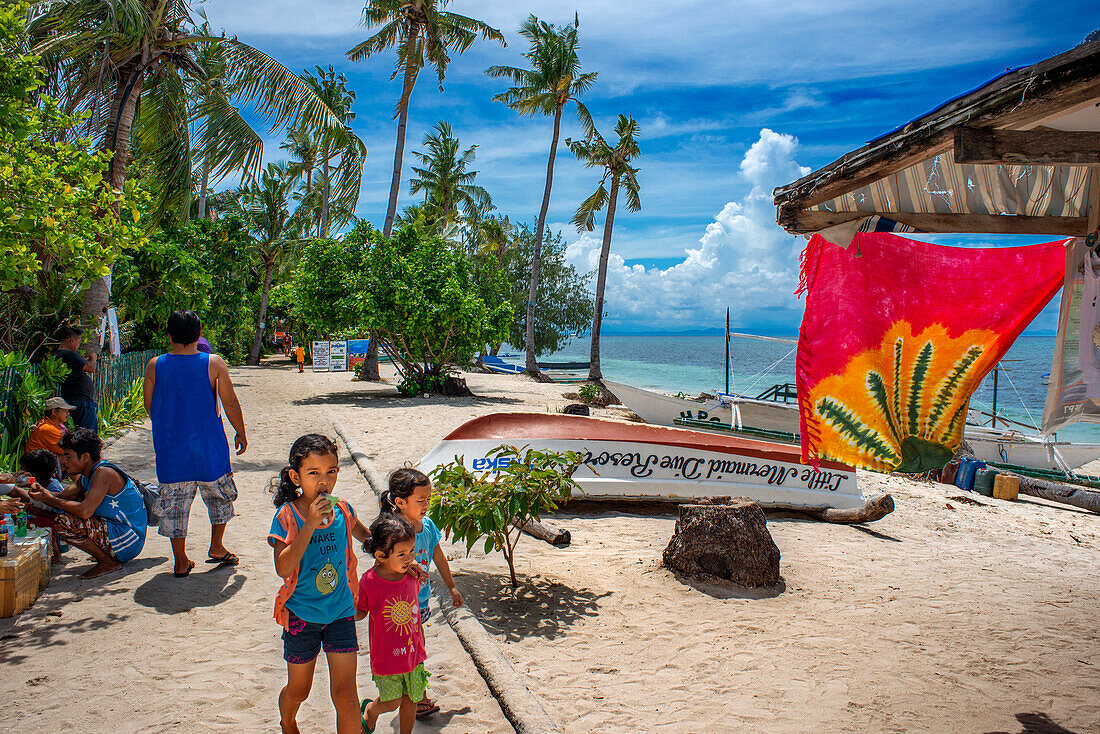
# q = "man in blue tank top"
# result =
<box><xmin>143</xmin><ymin>311</ymin><xmax>248</xmax><ymax>577</ymax></box>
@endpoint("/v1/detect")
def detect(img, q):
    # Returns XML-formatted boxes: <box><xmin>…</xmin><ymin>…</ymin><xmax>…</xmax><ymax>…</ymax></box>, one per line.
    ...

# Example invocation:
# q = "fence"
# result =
<box><xmin>0</xmin><ymin>349</ymin><xmax>159</xmax><ymax>427</ymax></box>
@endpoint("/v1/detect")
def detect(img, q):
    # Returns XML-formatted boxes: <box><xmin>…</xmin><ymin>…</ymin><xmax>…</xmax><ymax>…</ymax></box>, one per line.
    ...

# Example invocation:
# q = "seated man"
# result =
<box><xmin>28</xmin><ymin>428</ymin><xmax>147</xmax><ymax>578</ymax></box>
<box><xmin>26</xmin><ymin>396</ymin><xmax>72</xmax><ymax>478</ymax></box>
<box><xmin>2</xmin><ymin>450</ymin><xmax>67</xmax><ymax>560</ymax></box>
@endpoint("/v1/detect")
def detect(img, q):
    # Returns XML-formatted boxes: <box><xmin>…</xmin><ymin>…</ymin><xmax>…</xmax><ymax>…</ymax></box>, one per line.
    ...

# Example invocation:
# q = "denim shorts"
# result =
<box><xmin>282</xmin><ymin>613</ymin><xmax>358</xmax><ymax>664</ymax></box>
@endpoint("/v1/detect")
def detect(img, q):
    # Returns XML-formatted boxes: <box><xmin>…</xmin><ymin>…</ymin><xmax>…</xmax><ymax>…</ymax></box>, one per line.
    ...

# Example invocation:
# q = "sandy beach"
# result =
<box><xmin>3</xmin><ymin>359</ymin><xmax>1099</xmax><ymax>733</ymax></box>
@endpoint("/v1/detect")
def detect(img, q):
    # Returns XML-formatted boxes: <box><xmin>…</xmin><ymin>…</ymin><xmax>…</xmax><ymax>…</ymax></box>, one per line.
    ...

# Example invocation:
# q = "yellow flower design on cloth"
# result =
<box><xmin>315</xmin><ymin>562</ymin><xmax>338</xmax><ymax>595</ymax></box>
<box><xmin>807</xmin><ymin>321</ymin><xmax>997</xmax><ymax>473</ymax></box>
<box><xmin>383</xmin><ymin>598</ymin><xmax>417</xmax><ymax>638</ymax></box>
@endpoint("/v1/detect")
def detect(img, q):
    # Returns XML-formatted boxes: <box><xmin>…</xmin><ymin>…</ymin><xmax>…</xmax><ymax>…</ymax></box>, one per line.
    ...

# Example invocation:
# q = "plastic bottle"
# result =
<box><xmin>0</xmin><ymin>526</ymin><xmax>7</xmax><ymax>557</ymax></box>
<box><xmin>14</xmin><ymin>508</ymin><xmax>27</xmax><ymax>538</ymax></box>
<box><xmin>2</xmin><ymin>513</ymin><xmax>13</xmax><ymax>540</ymax></box>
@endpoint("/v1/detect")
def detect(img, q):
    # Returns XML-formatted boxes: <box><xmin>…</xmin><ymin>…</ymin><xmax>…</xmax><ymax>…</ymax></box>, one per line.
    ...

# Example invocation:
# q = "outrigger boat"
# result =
<box><xmin>482</xmin><ymin>355</ymin><xmax>589</xmax><ymax>383</ymax></box>
<box><xmin>606</xmin><ymin>380</ymin><xmax>1100</xmax><ymax>471</ymax></box>
<box><xmin>417</xmin><ymin>412</ymin><xmax>865</xmax><ymax>510</ymax></box>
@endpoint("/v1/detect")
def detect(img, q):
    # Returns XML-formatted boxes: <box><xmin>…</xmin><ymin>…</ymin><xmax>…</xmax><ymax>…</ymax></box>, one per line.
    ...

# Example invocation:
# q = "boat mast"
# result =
<box><xmin>725</xmin><ymin>307</ymin><xmax>730</xmax><ymax>394</ymax></box>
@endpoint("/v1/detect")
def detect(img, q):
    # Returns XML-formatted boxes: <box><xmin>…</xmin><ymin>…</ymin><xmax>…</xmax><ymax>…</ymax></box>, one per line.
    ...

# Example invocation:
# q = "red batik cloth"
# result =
<box><xmin>796</xmin><ymin>232</ymin><xmax>1067</xmax><ymax>473</ymax></box>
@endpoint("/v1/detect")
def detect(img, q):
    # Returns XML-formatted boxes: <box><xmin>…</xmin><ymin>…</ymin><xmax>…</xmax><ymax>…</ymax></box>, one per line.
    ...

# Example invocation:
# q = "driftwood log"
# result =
<box><xmin>793</xmin><ymin>494</ymin><xmax>895</xmax><ymax>524</ymax></box>
<box><xmin>663</xmin><ymin>498</ymin><xmax>780</xmax><ymax>587</ymax></box>
<box><xmin>518</xmin><ymin>519</ymin><xmax>571</xmax><ymax>546</ymax></box>
<box><xmin>1018</xmin><ymin>476</ymin><xmax>1100</xmax><ymax>514</ymax></box>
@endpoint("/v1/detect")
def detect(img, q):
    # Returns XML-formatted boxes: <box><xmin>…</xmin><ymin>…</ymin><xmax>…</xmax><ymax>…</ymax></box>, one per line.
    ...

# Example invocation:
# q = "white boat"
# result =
<box><xmin>606</xmin><ymin>380</ymin><xmax>1100</xmax><ymax>471</ymax></box>
<box><xmin>603</xmin><ymin>380</ymin><xmax>798</xmax><ymax>433</ymax></box>
<box><xmin>417</xmin><ymin>412</ymin><xmax>864</xmax><ymax>510</ymax></box>
<box><xmin>962</xmin><ymin>424</ymin><xmax>1100</xmax><ymax>471</ymax></box>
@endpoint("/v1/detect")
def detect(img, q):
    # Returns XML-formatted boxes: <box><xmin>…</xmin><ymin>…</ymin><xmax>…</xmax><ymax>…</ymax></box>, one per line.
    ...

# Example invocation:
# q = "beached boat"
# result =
<box><xmin>608</xmin><ymin>380</ymin><xmax>1100</xmax><ymax>471</ymax></box>
<box><xmin>417</xmin><ymin>412</ymin><xmax>864</xmax><ymax>510</ymax></box>
<box><xmin>482</xmin><ymin>355</ymin><xmax>590</xmax><ymax>383</ymax></box>
<box><xmin>603</xmin><ymin>380</ymin><xmax>798</xmax><ymax>432</ymax></box>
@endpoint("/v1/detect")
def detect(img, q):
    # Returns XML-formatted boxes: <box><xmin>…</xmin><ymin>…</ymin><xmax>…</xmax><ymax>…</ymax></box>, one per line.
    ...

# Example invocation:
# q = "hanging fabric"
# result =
<box><xmin>796</xmin><ymin>231</ymin><xmax>1067</xmax><ymax>473</ymax></box>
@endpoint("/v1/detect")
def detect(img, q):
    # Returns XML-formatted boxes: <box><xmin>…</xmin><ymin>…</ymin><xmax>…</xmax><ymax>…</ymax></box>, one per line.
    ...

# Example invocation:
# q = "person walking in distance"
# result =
<box><xmin>55</xmin><ymin>325</ymin><xmax>98</xmax><ymax>432</ymax></box>
<box><xmin>143</xmin><ymin>310</ymin><xmax>248</xmax><ymax>577</ymax></box>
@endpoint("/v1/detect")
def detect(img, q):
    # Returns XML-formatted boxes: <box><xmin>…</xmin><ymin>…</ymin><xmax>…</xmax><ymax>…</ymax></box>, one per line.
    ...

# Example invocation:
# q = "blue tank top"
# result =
<box><xmin>151</xmin><ymin>353</ymin><xmax>232</xmax><ymax>484</ymax></box>
<box><xmin>82</xmin><ymin>462</ymin><xmax>147</xmax><ymax>563</ymax></box>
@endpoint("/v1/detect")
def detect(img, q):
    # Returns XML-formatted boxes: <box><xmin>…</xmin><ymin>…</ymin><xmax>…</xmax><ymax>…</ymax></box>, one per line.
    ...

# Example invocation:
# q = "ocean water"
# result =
<box><xmin>534</xmin><ymin>334</ymin><xmax>1100</xmax><ymax>443</ymax></box>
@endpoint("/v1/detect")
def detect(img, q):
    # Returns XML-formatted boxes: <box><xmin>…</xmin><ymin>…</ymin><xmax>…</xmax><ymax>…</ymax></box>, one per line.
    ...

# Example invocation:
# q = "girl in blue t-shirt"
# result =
<box><xmin>269</xmin><ymin>434</ymin><xmax>370</xmax><ymax>734</ymax></box>
<box><xmin>382</xmin><ymin>467</ymin><xmax>462</xmax><ymax>718</ymax></box>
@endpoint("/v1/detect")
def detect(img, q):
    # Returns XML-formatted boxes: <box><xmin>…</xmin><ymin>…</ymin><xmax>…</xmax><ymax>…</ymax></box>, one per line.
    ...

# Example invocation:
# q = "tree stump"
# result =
<box><xmin>662</xmin><ymin>497</ymin><xmax>780</xmax><ymax>587</ymax></box>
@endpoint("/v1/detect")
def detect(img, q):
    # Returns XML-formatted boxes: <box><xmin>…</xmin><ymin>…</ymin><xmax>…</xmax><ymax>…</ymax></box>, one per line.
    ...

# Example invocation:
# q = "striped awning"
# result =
<box><xmin>809</xmin><ymin>151</ymin><xmax>1094</xmax><ymax>220</ymax></box>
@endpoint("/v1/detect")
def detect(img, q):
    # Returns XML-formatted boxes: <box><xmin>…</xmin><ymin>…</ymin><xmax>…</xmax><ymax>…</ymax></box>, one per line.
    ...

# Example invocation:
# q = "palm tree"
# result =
<box><xmin>568</xmin><ymin>115</ymin><xmax>641</xmax><ymax>382</ymax></box>
<box><xmin>347</xmin><ymin>0</ymin><xmax>504</xmax><ymax>237</ymax></box>
<box><xmin>28</xmin><ymin>0</ymin><xmax>345</xmax><ymax>349</ymax></box>
<box><xmin>299</xmin><ymin>66</ymin><xmax>366</xmax><ymax>238</ymax></box>
<box><xmin>475</xmin><ymin>215</ymin><xmax>513</xmax><ymax>262</ymax></box>
<box><xmin>486</xmin><ymin>14</ymin><xmax>598</xmax><ymax>374</ymax></box>
<box><xmin>232</xmin><ymin>163</ymin><xmax>309</xmax><ymax>365</ymax></box>
<box><xmin>409</xmin><ymin>120</ymin><xmax>492</xmax><ymax>228</ymax></box>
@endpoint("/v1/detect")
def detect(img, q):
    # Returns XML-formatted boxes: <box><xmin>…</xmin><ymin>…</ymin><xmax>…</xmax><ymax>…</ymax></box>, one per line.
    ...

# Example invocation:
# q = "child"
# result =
<box><xmin>11</xmin><ymin>449</ymin><xmax>67</xmax><ymax>560</ymax></box>
<box><xmin>357</xmin><ymin>514</ymin><xmax>429</xmax><ymax>734</ymax></box>
<box><xmin>295</xmin><ymin>344</ymin><xmax>305</xmax><ymax>373</ymax></box>
<box><xmin>382</xmin><ymin>468</ymin><xmax>462</xmax><ymax>718</ymax></box>
<box><xmin>269</xmin><ymin>434</ymin><xmax>369</xmax><ymax>734</ymax></box>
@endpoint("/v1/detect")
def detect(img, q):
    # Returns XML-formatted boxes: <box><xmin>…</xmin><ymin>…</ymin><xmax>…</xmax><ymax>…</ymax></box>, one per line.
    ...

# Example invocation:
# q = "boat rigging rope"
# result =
<box><xmin>995</xmin><ymin>366</ymin><xmax>1076</xmax><ymax>477</ymax></box>
<box><xmin>735</xmin><ymin>346</ymin><xmax>798</xmax><ymax>396</ymax></box>
<box><xmin>727</xmin><ymin>333</ymin><xmax>797</xmax><ymax>345</ymax></box>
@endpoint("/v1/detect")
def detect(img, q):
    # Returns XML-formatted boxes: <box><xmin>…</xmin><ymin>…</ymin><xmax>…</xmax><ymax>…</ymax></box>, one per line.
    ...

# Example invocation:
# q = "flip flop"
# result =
<box><xmin>205</xmin><ymin>552</ymin><xmax>239</xmax><ymax>566</ymax></box>
<box><xmin>416</xmin><ymin>698</ymin><xmax>440</xmax><ymax>718</ymax></box>
<box><xmin>360</xmin><ymin>698</ymin><xmax>374</xmax><ymax>733</ymax></box>
<box><xmin>173</xmin><ymin>561</ymin><xmax>196</xmax><ymax>577</ymax></box>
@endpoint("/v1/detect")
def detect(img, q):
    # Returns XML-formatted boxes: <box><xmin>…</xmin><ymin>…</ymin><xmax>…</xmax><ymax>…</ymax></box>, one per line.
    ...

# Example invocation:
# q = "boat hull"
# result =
<box><xmin>608</xmin><ymin>380</ymin><xmax>1100</xmax><ymax>472</ymax></box>
<box><xmin>417</xmin><ymin>413</ymin><xmax>864</xmax><ymax>510</ymax></box>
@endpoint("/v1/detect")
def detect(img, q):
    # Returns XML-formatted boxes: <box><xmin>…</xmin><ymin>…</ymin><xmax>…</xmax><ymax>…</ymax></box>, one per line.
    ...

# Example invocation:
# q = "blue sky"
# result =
<box><xmin>202</xmin><ymin>0</ymin><xmax>1098</xmax><ymax>334</ymax></box>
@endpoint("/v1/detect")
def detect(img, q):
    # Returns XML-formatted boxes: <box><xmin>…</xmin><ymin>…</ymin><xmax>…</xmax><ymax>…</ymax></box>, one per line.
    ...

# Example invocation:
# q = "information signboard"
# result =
<box><xmin>329</xmin><ymin>341</ymin><xmax>348</xmax><ymax>372</ymax></box>
<box><xmin>311</xmin><ymin>341</ymin><xmax>330</xmax><ymax>372</ymax></box>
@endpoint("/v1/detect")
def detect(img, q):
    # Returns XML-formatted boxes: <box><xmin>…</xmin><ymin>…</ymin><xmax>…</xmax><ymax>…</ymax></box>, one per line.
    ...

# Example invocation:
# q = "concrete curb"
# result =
<box><xmin>331</xmin><ymin>420</ymin><xmax>388</xmax><ymax>496</ymax></box>
<box><xmin>331</xmin><ymin>419</ymin><xmax>561</xmax><ymax>734</ymax></box>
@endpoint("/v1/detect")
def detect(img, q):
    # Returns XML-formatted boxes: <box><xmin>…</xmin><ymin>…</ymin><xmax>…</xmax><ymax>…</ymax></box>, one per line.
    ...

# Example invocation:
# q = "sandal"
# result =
<box><xmin>173</xmin><ymin>561</ymin><xmax>196</xmax><ymax>577</ymax></box>
<box><xmin>205</xmin><ymin>552</ymin><xmax>239</xmax><ymax>566</ymax></box>
<box><xmin>360</xmin><ymin>698</ymin><xmax>374</xmax><ymax>733</ymax></box>
<box><xmin>416</xmin><ymin>697</ymin><xmax>440</xmax><ymax>718</ymax></box>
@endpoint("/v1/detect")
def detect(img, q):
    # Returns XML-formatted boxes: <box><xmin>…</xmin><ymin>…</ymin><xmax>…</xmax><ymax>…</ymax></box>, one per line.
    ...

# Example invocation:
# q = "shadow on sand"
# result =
<box><xmin>292</xmin><ymin>388</ymin><xmax>524</xmax><ymax>410</ymax></box>
<box><xmin>985</xmin><ymin>712</ymin><xmax>1083</xmax><ymax>734</ymax></box>
<box><xmin>133</xmin><ymin>564</ymin><xmax>246</xmax><ymax>614</ymax></box>
<box><xmin>455</xmin><ymin>568</ymin><xmax>609</xmax><ymax>643</ymax></box>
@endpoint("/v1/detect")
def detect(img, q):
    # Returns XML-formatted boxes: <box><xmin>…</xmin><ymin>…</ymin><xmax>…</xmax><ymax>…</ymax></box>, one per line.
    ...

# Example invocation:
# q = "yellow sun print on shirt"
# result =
<box><xmin>315</xmin><ymin>562</ymin><xmax>338</xmax><ymax>595</ymax></box>
<box><xmin>383</xmin><ymin>597</ymin><xmax>417</xmax><ymax>638</ymax></box>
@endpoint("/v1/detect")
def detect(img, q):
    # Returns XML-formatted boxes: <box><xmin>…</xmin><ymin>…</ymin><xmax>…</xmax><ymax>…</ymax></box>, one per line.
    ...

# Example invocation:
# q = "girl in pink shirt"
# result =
<box><xmin>357</xmin><ymin>514</ymin><xmax>428</xmax><ymax>734</ymax></box>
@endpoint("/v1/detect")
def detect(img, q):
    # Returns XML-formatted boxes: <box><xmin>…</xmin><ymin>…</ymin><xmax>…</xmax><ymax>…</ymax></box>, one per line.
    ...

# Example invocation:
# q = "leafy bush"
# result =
<box><xmin>98</xmin><ymin>378</ymin><xmax>147</xmax><ymax>439</ymax></box>
<box><xmin>0</xmin><ymin>351</ymin><xmax>65</xmax><ymax>471</ymax></box>
<box><xmin>578</xmin><ymin>383</ymin><xmax>601</xmax><ymax>404</ymax></box>
<box><xmin>429</xmin><ymin>445</ymin><xmax>583</xmax><ymax>586</ymax></box>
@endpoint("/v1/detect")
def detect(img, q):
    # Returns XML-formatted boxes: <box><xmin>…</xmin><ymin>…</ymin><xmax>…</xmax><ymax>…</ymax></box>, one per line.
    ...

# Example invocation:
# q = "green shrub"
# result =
<box><xmin>578</xmin><ymin>383</ymin><xmax>601</xmax><ymax>404</ymax></box>
<box><xmin>429</xmin><ymin>445</ymin><xmax>583</xmax><ymax>586</ymax></box>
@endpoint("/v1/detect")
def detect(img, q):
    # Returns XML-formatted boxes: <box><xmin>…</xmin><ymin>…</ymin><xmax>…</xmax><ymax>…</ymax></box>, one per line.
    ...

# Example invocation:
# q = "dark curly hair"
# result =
<box><xmin>365</xmin><ymin>514</ymin><xmax>415</xmax><ymax>557</ymax></box>
<box><xmin>381</xmin><ymin>467</ymin><xmax>430</xmax><ymax>515</ymax></box>
<box><xmin>273</xmin><ymin>434</ymin><xmax>339</xmax><ymax>506</ymax></box>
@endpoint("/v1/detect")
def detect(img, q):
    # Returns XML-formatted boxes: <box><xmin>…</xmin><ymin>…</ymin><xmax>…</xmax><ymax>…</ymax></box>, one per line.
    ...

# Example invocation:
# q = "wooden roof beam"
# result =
<box><xmin>780</xmin><ymin>209</ymin><xmax>1088</xmax><ymax>236</ymax></box>
<box><xmin>954</xmin><ymin>126</ymin><xmax>1100</xmax><ymax>166</ymax></box>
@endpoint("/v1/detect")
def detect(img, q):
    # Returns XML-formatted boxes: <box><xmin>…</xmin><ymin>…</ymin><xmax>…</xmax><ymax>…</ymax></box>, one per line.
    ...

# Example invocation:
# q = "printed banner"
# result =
<box><xmin>311</xmin><ymin>341</ymin><xmax>330</xmax><ymax>372</ymax></box>
<box><xmin>329</xmin><ymin>341</ymin><xmax>348</xmax><ymax>372</ymax></box>
<box><xmin>347</xmin><ymin>339</ymin><xmax>370</xmax><ymax>370</ymax></box>
<box><xmin>796</xmin><ymin>232</ymin><xmax>1067</xmax><ymax>473</ymax></box>
<box><xmin>1042</xmin><ymin>237</ymin><xmax>1100</xmax><ymax>432</ymax></box>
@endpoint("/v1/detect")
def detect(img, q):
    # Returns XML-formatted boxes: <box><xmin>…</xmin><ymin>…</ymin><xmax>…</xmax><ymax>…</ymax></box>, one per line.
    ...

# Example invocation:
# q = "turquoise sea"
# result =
<box><xmin>532</xmin><ymin>334</ymin><xmax>1100</xmax><ymax>443</ymax></box>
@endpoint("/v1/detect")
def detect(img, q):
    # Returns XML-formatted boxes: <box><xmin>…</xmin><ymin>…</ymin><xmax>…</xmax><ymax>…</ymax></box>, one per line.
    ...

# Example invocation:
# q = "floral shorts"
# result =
<box><xmin>54</xmin><ymin>513</ymin><xmax>114</xmax><ymax>559</ymax></box>
<box><xmin>372</xmin><ymin>663</ymin><xmax>430</xmax><ymax>703</ymax></box>
<box><xmin>157</xmin><ymin>473</ymin><xmax>237</xmax><ymax>538</ymax></box>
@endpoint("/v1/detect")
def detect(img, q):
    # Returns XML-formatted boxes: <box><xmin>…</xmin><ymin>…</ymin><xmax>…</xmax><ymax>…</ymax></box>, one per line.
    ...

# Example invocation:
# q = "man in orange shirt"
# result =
<box><xmin>27</xmin><ymin>397</ymin><xmax>72</xmax><ymax>454</ymax></box>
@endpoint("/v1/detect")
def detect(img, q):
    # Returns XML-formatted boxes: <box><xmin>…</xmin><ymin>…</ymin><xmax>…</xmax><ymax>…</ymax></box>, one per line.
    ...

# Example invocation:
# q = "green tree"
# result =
<box><xmin>409</xmin><ymin>120</ymin><xmax>492</xmax><ymax>228</ymax></box>
<box><xmin>347</xmin><ymin>0</ymin><xmax>504</xmax><ymax>237</ymax></box>
<box><xmin>486</xmin><ymin>14</ymin><xmax>598</xmax><ymax>375</ymax></box>
<box><xmin>567</xmin><ymin>114</ymin><xmax>642</xmax><ymax>381</ymax></box>
<box><xmin>29</xmin><ymin>0</ymin><xmax>347</xmax><ymax>349</ymax></box>
<box><xmin>500</xmin><ymin>223</ymin><xmax>593</xmax><ymax>357</ymax></box>
<box><xmin>430</xmin><ymin>444</ymin><xmax>583</xmax><ymax>586</ymax></box>
<box><xmin>231</xmin><ymin>163</ymin><xmax>309</xmax><ymax>365</ymax></box>
<box><xmin>0</xmin><ymin>2</ymin><xmax>145</xmax><ymax>353</ymax></box>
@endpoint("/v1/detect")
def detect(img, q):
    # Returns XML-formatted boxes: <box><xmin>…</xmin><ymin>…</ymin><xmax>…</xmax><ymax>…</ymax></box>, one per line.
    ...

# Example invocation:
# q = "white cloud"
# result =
<box><xmin>565</xmin><ymin>128</ymin><xmax>810</xmax><ymax>332</ymax></box>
